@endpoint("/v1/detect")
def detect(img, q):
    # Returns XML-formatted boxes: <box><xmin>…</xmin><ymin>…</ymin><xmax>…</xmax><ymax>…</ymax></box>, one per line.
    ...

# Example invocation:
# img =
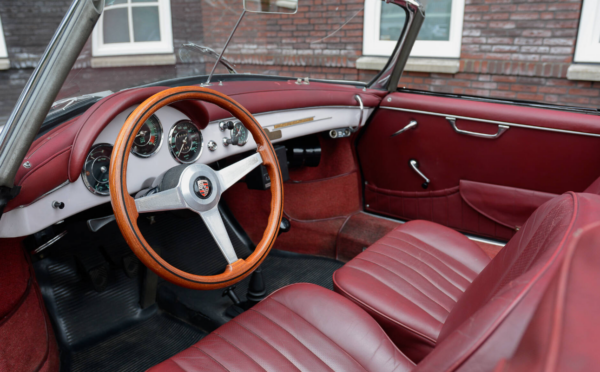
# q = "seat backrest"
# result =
<box><xmin>584</xmin><ymin>175</ymin><xmax>600</xmax><ymax>194</ymax></box>
<box><xmin>414</xmin><ymin>192</ymin><xmax>600</xmax><ymax>371</ymax></box>
<box><xmin>495</xmin><ymin>222</ymin><xmax>600</xmax><ymax>372</ymax></box>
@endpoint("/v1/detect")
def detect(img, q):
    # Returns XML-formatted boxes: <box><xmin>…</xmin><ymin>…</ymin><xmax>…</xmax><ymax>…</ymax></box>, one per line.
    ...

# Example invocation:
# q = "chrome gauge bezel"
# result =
<box><xmin>81</xmin><ymin>143</ymin><xmax>113</xmax><ymax>196</ymax></box>
<box><xmin>131</xmin><ymin>114</ymin><xmax>163</xmax><ymax>158</ymax></box>
<box><xmin>168</xmin><ymin>120</ymin><xmax>204</xmax><ymax>164</ymax></box>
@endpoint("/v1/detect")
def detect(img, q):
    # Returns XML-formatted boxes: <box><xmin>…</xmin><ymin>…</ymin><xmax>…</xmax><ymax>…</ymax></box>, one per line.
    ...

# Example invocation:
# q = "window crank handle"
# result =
<box><xmin>409</xmin><ymin>160</ymin><xmax>430</xmax><ymax>189</ymax></box>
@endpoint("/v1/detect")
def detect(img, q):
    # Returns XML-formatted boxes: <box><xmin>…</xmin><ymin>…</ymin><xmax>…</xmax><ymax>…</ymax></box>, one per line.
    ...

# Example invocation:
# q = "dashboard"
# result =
<box><xmin>0</xmin><ymin>81</ymin><xmax>381</xmax><ymax>238</ymax></box>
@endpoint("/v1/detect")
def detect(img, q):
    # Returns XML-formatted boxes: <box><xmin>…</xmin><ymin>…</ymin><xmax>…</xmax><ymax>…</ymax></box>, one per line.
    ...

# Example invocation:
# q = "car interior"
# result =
<box><xmin>2</xmin><ymin>0</ymin><xmax>600</xmax><ymax>371</ymax></box>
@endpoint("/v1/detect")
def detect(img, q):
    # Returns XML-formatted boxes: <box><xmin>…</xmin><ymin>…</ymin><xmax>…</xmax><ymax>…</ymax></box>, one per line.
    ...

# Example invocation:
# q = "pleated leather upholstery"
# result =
<box><xmin>149</xmin><ymin>283</ymin><xmax>414</xmax><ymax>372</ymax></box>
<box><xmin>333</xmin><ymin>220</ymin><xmax>491</xmax><ymax>362</ymax></box>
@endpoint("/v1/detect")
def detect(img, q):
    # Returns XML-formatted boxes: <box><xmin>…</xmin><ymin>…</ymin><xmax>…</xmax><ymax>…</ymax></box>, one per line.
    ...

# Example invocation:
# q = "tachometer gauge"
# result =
<box><xmin>132</xmin><ymin>114</ymin><xmax>162</xmax><ymax>157</ymax></box>
<box><xmin>168</xmin><ymin>120</ymin><xmax>203</xmax><ymax>164</ymax></box>
<box><xmin>82</xmin><ymin>143</ymin><xmax>113</xmax><ymax>196</ymax></box>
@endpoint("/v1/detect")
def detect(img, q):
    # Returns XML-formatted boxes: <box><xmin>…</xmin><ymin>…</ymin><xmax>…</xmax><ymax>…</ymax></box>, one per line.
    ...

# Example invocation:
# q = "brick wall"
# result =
<box><xmin>0</xmin><ymin>0</ymin><xmax>597</xmax><ymax>125</ymax></box>
<box><xmin>395</xmin><ymin>0</ymin><xmax>600</xmax><ymax>109</ymax></box>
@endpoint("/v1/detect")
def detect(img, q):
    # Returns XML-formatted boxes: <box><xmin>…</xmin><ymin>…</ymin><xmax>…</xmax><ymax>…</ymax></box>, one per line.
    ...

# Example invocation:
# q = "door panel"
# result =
<box><xmin>358</xmin><ymin>92</ymin><xmax>600</xmax><ymax>240</ymax></box>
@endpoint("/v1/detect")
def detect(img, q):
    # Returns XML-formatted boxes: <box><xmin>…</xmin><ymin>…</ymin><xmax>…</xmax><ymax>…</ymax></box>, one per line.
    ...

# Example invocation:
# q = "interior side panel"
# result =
<box><xmin>358</xmin><ymin>92</ymin><xmax>600</xmax><ymax>241</ymax></box>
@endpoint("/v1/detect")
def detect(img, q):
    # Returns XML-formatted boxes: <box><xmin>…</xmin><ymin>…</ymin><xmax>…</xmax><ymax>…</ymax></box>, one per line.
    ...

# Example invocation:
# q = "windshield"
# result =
<box><xmin>54</xmin><ymin>0</ymin><xmax>387</xmax><ymax>107</ymax></box>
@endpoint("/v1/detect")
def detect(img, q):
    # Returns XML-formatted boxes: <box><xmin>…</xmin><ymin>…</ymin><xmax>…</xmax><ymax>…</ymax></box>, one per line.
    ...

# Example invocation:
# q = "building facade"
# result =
<box><xmin>0</xmin><ymin>0</ymin><xmax>599</xmax><ymax>124</ymax></box>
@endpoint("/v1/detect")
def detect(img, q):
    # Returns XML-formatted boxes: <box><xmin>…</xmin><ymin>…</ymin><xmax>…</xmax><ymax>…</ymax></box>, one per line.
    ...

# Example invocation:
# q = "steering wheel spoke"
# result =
<box><xmin>135</xmin><ymin>187</ymin><xmax>187</xmax><ymax>213</ymax></box>
<box><xmin>216</xmin><ymin>152</ymin><xmax>263</xmax><ymax>192</ymax></box>
<box><xmin>199</xmin><ymin>207</ymin><xmax>239</xmax><ymax>264</ymax></box>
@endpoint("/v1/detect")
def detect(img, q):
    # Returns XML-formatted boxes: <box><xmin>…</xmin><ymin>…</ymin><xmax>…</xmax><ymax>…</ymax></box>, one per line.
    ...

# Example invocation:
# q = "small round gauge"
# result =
<box><xmin>231</xmin><ymin>122</ymin><xmax>249</xmax><ymax>146</ymax></box>
<box><xmin>168</xmin><ymin>120</ymin><xmax>203</xmax><ymax>164</ymax></box>
<box><xmin>82</xmin><ymin>143</ymin><xmax>113</xmax><ymax>196</ymax></box>
<box><xmin>132</xmin><ymin>114</ymin><xmax>163</xmax><ymax>157</ymax></box>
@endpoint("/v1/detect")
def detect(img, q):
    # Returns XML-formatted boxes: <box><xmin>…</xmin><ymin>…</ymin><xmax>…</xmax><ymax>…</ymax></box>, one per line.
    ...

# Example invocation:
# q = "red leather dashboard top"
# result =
<box><xmin>6</xmin><ymin>81</ymin><xmax>380</xmax><ymax>212</ymax></box>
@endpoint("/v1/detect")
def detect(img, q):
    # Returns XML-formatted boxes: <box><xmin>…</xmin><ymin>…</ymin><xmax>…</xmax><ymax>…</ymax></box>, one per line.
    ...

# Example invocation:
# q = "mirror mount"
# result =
<box><xmin>204</xmin><ymin>10</ymin><xmax>247</xmax><ymax>86</ymax></box>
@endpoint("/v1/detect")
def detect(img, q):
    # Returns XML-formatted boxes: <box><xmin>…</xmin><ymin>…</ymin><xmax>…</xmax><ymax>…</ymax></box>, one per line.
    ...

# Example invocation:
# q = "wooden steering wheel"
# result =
<box><xmin>109</xmin><ymin>86</ymin><xmax>284</xmax><ymax>290</ymax></box>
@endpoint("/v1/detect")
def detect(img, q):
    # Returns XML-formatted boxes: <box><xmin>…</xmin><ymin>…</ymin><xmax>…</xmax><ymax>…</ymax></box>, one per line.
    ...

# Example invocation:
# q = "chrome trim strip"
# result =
<box><xmin>267</xmin><ymin>116</ymin><xmax>332</xmax><ymax>130</ymax></box>
<box><xmin>32</xmin><ymin>230</ymin><xmax>67</xmax><ymax>254</ymax></box>
<box><xmin>207</xmin><ymin>105</ymin><xmax>373</xmax><ymax>126</ymax></box>
<box><xmin>18</xmin><ymin>179</ymin><xmax>70</xmax><ymax>208</ymax></box>
<box><xmin>381</xmin><ymin>106</ymin><xmax>600</xmax><ymax>138</ymax></box>
<box><xmin>465</xmin><ymin>234</ymin><xmax>506</xmax><ymax>247</ymax></box>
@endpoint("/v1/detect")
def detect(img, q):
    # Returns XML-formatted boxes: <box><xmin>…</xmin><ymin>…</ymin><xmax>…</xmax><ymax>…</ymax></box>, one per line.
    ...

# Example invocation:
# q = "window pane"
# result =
<box><xmin>380</xmin><ymin>2</ymin><xmax>405</xmax><ymax>41</ymax></box>
<box><xmin>103</xmin><ymin>8</ymin><xmax>130</xmax><ymax>44</ymax></box>
<box><xmin>380</xmin><ymin>0</ymin><xmax>452</xmax><ymax>42</ymax></box>
<box><xmin>132</xmin><ymin>6</ymin><xmax>161</xmax><ymax>42</ymax></box>
<box><xmin>106</xmin><ymin>0</ymin><xmax>127</xmax><ymax>6</ymax></box>
<box><xmin>419</xmin><ymin>0</ymin><xmax>452</xmax><ymax>41</ymax></box>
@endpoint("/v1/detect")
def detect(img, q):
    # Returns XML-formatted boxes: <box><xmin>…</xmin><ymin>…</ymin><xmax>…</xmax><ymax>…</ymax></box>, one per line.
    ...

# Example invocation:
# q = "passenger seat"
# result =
<box><xmin>333</xmin><ymin>192</ymin><xmax>600</xmax><ymax>363</ymax></box>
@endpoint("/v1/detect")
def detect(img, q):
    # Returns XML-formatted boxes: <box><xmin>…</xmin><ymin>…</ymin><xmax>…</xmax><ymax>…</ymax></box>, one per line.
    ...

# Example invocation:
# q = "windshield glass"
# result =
<box><xmin>54</xmin><ymin>0</ymin><xmax>392</xmax><ymax>108</ymax></box>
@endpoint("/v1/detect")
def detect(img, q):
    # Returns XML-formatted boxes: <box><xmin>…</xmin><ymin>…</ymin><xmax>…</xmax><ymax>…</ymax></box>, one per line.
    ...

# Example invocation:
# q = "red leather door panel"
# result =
<box><xmin>358</xmin><ymin>92</ymin><xmax>600</xmax><ymax>240</ymax></box>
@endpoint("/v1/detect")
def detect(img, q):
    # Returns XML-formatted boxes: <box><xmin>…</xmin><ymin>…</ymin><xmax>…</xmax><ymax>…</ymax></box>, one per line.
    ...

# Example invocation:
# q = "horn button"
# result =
<box><xmin>179</xmin><ymin>164</ymin><xmax>221</xmax><ymax>212</ymax></box>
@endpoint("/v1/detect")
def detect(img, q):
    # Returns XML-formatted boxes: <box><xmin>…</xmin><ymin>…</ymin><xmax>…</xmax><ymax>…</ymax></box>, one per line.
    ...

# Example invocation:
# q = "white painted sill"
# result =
<box><xmin>356</xmin><ymin>56</ymin><xmax>460</xmax><ymax>74</ymax></box>
<box><xmin>91</xmin><ymin>54</ymin><xmax>176</xmax><ymax>68</ymax></box>
<box><xmin>567</xmin><ymin>64</ymin><xmax>600</xmax><ymax>82</ymax></box>
<box><xmin>0</xmin><ymin>58</ymin><xmax>9</xmax><ymax>70</ymax></box>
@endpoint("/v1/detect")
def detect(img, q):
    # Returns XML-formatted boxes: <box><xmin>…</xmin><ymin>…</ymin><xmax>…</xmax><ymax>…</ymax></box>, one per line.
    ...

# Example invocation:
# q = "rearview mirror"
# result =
<box><xmin>243</xmin><ymin>0</ymin><xmax>298</xmax><ymax>14</ymax></box>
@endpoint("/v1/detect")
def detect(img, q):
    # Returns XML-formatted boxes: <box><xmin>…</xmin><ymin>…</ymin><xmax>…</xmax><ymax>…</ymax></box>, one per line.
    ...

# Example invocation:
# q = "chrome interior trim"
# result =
<box><xmin>207</xmin><ymin>105</ymin><xmax>372</xmax><ymax>126</ymax></box>
<box><xmin>267</xmin><ymin>116</ymin><xmax>332</xmax><ymax>130</ymax></box>
<box><xmin>354</xmin><ymin>95</ymin><xmax>364</xmax><ymax>126</ymax></box>
<box><xmin>409</xmin><ymin>159</ymin><xmax>430</xmax><ymax>187</ymax></box>
<box><xmin>447</xmin><ymin>116</ymin><xmax>509</xmax><ymax>139</ymax></box>
<box><xmin>18</xmin><ymin>179</ymin><xmax>70</xmax><ymax>208</ymax></box>
<box><xmin>32</xmin><ymin>230</ymin><xmax>68</xmax><ymax>255</ymax></box>
<box><xmin>381</xmin><ymin>106</ymin><xmax>600</xmax><ymax>138</ymax></box>
<box><xmin>391</xmin><ymin>120</ymin><xmax>418</xmax><ymax>137</ymax></box>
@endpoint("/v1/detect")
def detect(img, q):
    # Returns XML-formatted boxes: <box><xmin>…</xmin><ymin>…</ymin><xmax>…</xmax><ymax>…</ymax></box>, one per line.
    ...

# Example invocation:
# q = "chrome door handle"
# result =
<box><xmin>409</xmin><ymin>160</ymin><xmax>429</xmax><ymax>189</ymax></box>
<box><xmin>447</xmin><ymin>117</ymin><xmax>509</xmax><ymax>139</ymax></box>
<box><xmin>391</xmin><ymin>120</ymin><xmax>418</xmax><ymax>137</ymax></box>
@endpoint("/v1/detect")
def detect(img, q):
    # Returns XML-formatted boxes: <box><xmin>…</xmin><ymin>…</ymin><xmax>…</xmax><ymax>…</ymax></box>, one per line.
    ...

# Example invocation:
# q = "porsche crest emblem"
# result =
<box><xmin>193</xmin><ymin>176</ymin><xmax>212</xmax><ymax>199</ymax></box>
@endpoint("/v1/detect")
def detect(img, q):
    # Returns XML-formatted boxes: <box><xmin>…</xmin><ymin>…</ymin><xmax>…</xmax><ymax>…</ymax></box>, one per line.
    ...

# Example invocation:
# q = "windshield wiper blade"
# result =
<box><xmin>183</xmin><ymin>43</ymin><xmax>237</xmax><ymax>75</ymax></box>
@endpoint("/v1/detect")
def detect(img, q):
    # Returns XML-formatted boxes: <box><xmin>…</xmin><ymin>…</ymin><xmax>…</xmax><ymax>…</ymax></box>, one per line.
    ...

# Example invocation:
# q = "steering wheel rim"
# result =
<box><xmin>109</xmin><ymin>86</ymin><xmax>284</xmax><ymax>290</ymax></box>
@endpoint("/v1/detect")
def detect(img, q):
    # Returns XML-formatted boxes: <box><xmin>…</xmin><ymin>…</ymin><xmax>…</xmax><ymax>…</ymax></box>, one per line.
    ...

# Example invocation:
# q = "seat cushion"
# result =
<box><xmin>149</xmin><ymin>283</ymin><xmax>414</xmax><ymax>372</ymax></box>
<box><xmin>333</xmin><ymin>220</ymin><xmax>491</xmax><ymax>362</ymax></box>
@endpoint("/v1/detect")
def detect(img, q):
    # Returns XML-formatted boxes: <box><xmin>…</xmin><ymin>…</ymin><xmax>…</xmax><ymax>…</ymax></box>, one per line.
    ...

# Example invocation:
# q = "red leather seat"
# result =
<box><xmin>151</xmin><ymin>193</ymin><xmax>600</xmax><ymax>371</ymax></box>
<box><xmin>496</xmin><ymin>222</ymin><xmax>600</xmax><ymax>372</ymax></box>
<box><xmin>334</xmin><ymin>192</ymin><xmax>600</xmax><ymax>363</ymax></box>
<box><xmin>333</xmin><ymin>220</ymin><xmax>491</xmax><ymax>361</ymax></box>
<box><xmin>149</xmin><ymin>283</ymin><xmax>415</xmax><ymax>372</ymax></box>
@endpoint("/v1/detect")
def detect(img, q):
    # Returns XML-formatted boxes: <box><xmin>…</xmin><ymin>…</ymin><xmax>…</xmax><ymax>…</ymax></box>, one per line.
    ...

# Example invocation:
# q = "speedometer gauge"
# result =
<box><xmin>82</xmin><ymin>143</ymin><xmax>113</xmax><ymax>196</ymax></box>
<box><xmin>168</xmin><ymin>120</ymin><xmax>203</xmax><ymax>164</ymax></box>
<box><xmin>132</xmin><ymin>114</ymin><xmax>162</xmax><ymax>157</ymax></box>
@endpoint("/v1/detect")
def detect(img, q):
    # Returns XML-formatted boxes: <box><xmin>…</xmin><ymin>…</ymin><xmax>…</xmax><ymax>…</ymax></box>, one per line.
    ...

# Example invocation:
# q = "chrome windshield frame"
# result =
<box><xmin>367</xmin><ymin>0</ymin><xmax>425</xmax><ymax>92</ymax></box>
<box><xmin>0</xmin><ymin>0</ymin><xmax>104</xmax><ymax>188</ymax></box>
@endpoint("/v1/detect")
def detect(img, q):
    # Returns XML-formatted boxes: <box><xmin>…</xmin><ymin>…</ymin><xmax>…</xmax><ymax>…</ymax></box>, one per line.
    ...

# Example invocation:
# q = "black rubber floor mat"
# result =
<box><xmin>66</xmin><ymin>313</ymin><xmax>206</xmax><ymax>372</ymax></box>
<box><xmin>158</xmin><ymin>250</ymin><xmax>344</xmax><ymax>328</ymax></box>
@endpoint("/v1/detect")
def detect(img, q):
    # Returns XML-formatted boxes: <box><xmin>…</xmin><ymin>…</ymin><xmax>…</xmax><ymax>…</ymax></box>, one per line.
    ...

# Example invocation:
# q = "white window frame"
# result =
<box><xmin>575</xmin><ymin>0</ymin><xmax>600</xmax><ymax>63</ymax></box>
<box><xmin>92</xmin><ymin>0</ymin><xmax>173</xmax><ymax>57</ymax></box>
<box><xmin>363</xmin><ymin>0</ymin><xmax>465</xmax><ymax>58</ymax></box>
<box><xmin>0</xmin><ymin>16</ymin><xmax>8</xmax><ymax>59</ymax></box>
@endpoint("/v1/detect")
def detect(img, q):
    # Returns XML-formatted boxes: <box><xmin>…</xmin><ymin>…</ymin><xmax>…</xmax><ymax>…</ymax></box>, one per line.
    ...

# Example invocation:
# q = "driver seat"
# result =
<box><xmin>149</xmin><ymin>192</ymin><xmax>600</xmax><ymax>371</ymax></box>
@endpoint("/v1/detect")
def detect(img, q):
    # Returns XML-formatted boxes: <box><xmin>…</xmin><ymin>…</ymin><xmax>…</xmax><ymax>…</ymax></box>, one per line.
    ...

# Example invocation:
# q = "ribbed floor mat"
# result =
<box><xmin>67</xmin><ymin>314</ymin><xmax>206</xmax><ymax>372</ymax></box>
<box><xmin>159</xmin><ymin>250</ymin><xmax>344</xmax><ymax>328</ymax></box>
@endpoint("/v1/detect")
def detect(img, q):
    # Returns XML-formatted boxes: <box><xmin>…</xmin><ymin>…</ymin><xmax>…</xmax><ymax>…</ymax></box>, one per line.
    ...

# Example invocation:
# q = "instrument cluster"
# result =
<box><xmin>82</xmin><ymin>115</ymin><xmax>213</xmax><ymax>196</ymax></box>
